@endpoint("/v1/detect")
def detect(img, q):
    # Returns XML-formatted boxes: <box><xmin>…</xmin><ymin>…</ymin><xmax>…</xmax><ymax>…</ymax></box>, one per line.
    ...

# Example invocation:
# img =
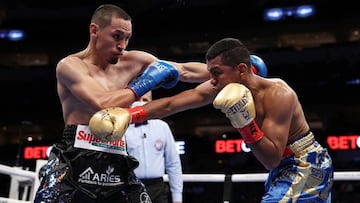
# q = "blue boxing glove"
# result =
<box><xmin>250</xmin><ymin>55</ymin><xmax>268</xmax><ymax>77</ymax></box>
<box><xmin>128</xmin><ymin>60</ymin><xmax>180</xmax><ymax>98</ymax></box>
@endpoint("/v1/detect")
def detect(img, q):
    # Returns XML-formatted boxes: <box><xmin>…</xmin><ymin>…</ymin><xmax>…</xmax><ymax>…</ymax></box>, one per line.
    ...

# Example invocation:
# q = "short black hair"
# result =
<box><xmin>206</xmin><ymin>38</ymin><xmax>250</xmax><ymax>67</ymax></box>
<box><xmin>91</xmin><ymin>4</ymin><xmax>132</xmax><ymax>29</ymax></box>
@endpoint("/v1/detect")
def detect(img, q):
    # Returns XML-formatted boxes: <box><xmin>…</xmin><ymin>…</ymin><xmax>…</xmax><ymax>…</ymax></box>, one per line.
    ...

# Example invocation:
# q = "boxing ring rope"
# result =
<box><xmin>1</xmin><ymin>161</ymin><xmax>360</xmax><ymax>203</ymax></box>
<box><xmin>164</xmin><ymin>171</ymin><xmax>360</xmax><ymax>182</ymax></box>
<box><xmin>0</xmin><ymin>163</ymin><xmax>41</xmax><ymax>203</ymax></box>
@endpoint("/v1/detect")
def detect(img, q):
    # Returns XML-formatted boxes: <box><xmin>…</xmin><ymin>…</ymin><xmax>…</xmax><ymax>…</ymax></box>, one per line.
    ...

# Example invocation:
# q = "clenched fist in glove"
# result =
<box><xmin>89</xmin><ymin>105</ymin><xmax>148</xmax><ymax>141</ymax></box>
<box><xmin>127</xmin><ymin>60</ymin><xmax>179</xmax><ymax>98</ymax></box>
<box><xmin>89</xmin><ymin>107</ymin><xmax>131</xmax><ymax>142</ymax></box>
<box><xmin>250</xmin><ymin>55</ymin><xmax>267</xmax><ymax>77</ymax></box>
<box><xmin>213</xmin><ymin>83</ymin><xmax>264</xmax><ymax>144</ymax></box>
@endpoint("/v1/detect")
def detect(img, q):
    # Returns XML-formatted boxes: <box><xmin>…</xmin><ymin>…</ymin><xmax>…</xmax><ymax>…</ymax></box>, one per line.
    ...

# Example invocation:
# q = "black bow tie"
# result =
<box><xmin>135</xmin><ymin>120</ymin><xmax>148</xmax><ymax>127</ymax></box>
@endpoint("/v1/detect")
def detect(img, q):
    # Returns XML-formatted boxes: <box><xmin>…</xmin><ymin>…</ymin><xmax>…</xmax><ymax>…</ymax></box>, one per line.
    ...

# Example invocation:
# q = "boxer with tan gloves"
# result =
<box><xmin>89</xmin><ymin>37</ymin><xmax>333</xmax><ymax>202</ymax></box>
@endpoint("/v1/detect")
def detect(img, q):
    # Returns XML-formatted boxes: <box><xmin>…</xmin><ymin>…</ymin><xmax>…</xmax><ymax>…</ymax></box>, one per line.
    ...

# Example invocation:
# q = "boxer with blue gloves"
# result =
<box><xmin>34</xmin><ymin>4</ymin><xmax>210</xmax><ymax>203</ymax></box>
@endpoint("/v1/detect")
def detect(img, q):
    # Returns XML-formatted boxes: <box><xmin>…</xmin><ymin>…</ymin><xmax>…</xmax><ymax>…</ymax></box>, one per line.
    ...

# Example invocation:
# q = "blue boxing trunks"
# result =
<box><xmin>261</xmin><ymin>131</ymin><xmax>334</xmax><ymax>203</ymax></box>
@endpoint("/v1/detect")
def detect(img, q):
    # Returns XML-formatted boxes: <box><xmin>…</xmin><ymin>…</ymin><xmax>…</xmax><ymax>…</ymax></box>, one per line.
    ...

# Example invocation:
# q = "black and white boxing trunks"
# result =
<box><xmin>34</xmin><ymin>125</ymin><xmax>152</xmax><ymax>203</ymax></box>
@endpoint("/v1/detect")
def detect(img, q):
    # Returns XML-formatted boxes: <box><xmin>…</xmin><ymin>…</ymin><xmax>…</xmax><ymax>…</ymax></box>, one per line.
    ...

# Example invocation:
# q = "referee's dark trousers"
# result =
<box><xmin>141</xmin><ymin>177</ymin><xmax>171</xmax><ymax>203</ymax></box>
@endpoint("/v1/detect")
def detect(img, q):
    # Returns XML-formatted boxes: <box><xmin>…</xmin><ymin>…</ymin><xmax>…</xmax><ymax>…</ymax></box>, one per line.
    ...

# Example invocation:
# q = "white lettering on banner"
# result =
<box><xmin>74</xmin><ymin>125</ymin><xmax>127</xmax><ymax>155</ymax></box>
<box><xmin>242</xmin><ymin>141</ymin><xmax>251</xmax><ymax>152</ymax></box>
<box><xmin>78</xmin><ymin>166</ymin><xmax>123</xmax><ymax>186</ymax></box>
<box><xmin>176</xmin><ymin>141</ymin><xmax>185</xmax><ymax>155</ymax></box>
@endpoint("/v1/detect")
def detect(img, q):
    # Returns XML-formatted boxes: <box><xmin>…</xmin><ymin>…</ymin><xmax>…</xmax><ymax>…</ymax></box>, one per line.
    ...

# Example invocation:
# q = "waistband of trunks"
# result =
<box><xmin>62</xmin><ymin>124</ymin><xmax>82</xmax><ymax>140</ymax></box>
<box><xmin>283</xmin><ymin>131</ymin><xmax>315</xmax><ymax>157</ymax></box>
<box><xmin>140</xmin><ymin>177</ymin><xmax>164</xmax><ymax>185</ymax></box>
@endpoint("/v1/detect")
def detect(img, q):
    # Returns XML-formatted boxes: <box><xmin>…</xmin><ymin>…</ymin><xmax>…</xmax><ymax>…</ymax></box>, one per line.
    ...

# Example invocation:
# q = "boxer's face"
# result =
<box><xmin>94</xmin><ymin>18</ymin><xmax>132</xmax><ymax>64</ymax></box>
<box><xmin>207</xmin><ymin>55</ymin><xmax>240</xmax><ymax>91</ymax></box>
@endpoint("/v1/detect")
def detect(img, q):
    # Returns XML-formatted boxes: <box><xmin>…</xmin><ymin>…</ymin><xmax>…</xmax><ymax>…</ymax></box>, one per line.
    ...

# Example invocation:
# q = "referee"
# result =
<box><xmin>125</xmin><ymin>91</ymin><xmax>183</xmax><ymax>203</ymax></box>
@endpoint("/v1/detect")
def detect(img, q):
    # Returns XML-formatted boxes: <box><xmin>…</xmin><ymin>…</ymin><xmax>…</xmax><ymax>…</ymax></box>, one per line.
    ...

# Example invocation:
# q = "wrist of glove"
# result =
<box><xmin>127</xmin><ymin>77</ymin><xmax>156</xmax><ymax>99</ymax></box>
<box><xmin>126</xmin><ymin>106</ymin><xmax>147</xmax><ymax>124</ymax></box>
<box><xmin>237</xmin><ymin>120</ymin><xmax>264</xmax><ymax>144</ymax></box>
<box><xmin>89</xmin><ymin>106</ymin><xmax>149</xmax><ymax>142</ymax></box>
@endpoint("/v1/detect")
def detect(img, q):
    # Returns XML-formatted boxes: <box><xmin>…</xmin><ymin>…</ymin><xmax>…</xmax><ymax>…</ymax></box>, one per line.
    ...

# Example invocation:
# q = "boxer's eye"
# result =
<box><xmin>209</xmin><ymin>68</ymin><xmax>222</xmax><ymax>77</ymax></box>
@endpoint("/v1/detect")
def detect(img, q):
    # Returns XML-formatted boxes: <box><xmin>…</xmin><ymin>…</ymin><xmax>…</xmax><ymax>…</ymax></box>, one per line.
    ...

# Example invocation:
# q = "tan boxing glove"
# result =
<box><xmin>89</xmin><ymin>107</ymin><xmax>131</xmax><ymax>142</ymax></box>
<box><xmin>213</xmin><ymin>83</ymin><xmax>264</xmax><ymax>144</ymax></box>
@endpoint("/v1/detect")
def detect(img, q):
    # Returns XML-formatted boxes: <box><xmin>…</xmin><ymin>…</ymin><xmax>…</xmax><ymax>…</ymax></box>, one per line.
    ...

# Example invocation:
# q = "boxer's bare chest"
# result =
<box><xmin>89</xmin><ymin>63</ymin><xmax>137</xmax><ymax>91</ymax></box>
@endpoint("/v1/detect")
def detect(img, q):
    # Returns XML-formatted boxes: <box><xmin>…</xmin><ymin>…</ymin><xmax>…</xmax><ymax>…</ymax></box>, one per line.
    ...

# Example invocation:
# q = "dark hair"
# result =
<box><xmin>206</xmin><ymin>38</ymin><xmax>251</xmax><ymax>68</ymax></box>
<box><xmin>91</xmin><ymin>4</ymin><xmax>132</xmax><ymax>29</ymax></box>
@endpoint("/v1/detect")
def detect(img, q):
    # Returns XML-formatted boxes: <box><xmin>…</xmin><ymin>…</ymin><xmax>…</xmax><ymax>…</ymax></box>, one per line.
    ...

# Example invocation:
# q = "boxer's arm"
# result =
<box><xmin>56</xmin><ymin>57</ymin><xmax>137</xmax><ymax>111</ymax></box>
<box><xmin>128</xmin><ymin>80</ymin><xmax>215</xmax><ymax>122</ymax></box>
<box><xmin>169</xmin><ymin>55</ymin><xmax>268</xmax><ymax>83</ymax></box>
<box><xmin>89</xmin><ymin>81</ymin><xmax>216</xmax><ymax>140</ymax></box>
<box><xmin>250</xmin><ymin>85</ymin><xmax>295</xmax><ymax>169</ymax></box>
<box><xmin>122</xmin><ymin>51</ymin><xmax>209</xmax><ymax>83</ymax></box>
<box><xmin>213</xmin><ymin>83</ymin><xmax>294</xmax><ymax>170</ymax></box>
<box><xmin>142</xmin><ymin>80</ymin><xmax>216</xmax><ymax>120</ymax></box>
<box><xmin>167</xmin><ymin>61</ymin><xmax>210</xmax><ymax>83</ymax></box>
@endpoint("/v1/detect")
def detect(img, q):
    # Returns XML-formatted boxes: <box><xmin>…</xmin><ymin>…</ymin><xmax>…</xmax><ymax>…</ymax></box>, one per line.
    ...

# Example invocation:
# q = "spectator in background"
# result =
<box><xmin>125</xmin><ymin>91</ymin><xmax>183</xmax><ymax>203</ymax></box>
